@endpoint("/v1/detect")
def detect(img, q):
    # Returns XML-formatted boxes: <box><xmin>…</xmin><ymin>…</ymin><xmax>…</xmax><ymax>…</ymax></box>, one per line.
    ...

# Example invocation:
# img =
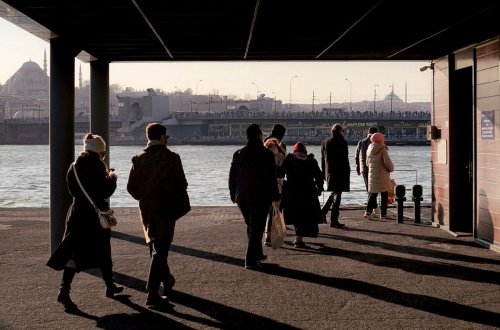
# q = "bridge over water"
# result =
<box><xmin>162</xmin><ymin>110</ymin><xmax>431</xmax><ymax>145</ymax></box>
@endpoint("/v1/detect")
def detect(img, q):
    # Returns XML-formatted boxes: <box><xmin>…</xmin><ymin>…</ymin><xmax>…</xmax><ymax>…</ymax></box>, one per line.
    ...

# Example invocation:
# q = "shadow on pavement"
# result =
<box><xmin>260</xmin><ymin>264</ymin><xmax>500</xmax><ymax>328</ymax></box>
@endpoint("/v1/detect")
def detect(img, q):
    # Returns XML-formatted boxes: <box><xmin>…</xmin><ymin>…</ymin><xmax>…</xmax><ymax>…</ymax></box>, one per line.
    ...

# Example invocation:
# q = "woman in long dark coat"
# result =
<box><xmin>279</xmin><ymin>142</ymin><xmax>324</xmax><ymax>248</ymax></box>
<box><xmin>320</xmin><ymin>123</ymin><xmax>350</xmax><ymax>228</ymax></box>
<box><xmin>47</xmin><ymin>133</ymin><xmax>122</xmax><ymax>310</ymax></box>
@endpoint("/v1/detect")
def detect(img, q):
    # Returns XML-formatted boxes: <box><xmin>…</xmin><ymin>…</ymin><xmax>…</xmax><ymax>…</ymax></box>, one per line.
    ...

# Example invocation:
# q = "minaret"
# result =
<box><xmin>79</xmin><ymin>64</ymin><xmax>82</xmax><ymax>89</ymax></box>
<box><xmin>43</xmin><ymin>49</ymin><xmax>47</xmax><ymax>74</ymax></box>
<box><xmin>405</xmin><ymin>81</ymin><xmax>407</xmax><ymax>103</ymax></box>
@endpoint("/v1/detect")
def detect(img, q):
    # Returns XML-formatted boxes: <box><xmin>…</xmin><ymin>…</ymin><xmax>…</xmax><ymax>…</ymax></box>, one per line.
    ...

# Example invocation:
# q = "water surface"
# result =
<box><xmin>0</xmin><ymin>144</ymin><xmax>431</xmax><ymax>207</ymax></box>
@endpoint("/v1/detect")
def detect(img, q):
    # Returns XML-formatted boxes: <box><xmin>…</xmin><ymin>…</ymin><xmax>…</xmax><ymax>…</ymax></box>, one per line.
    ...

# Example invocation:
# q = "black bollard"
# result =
<box><xmin>395</xmin><ymin>185</ymin><xmax>406</xmax><ymax>223</ymax></box>
<box><xmin>412</xmin><ymin>185</ymin><xmax>423</xmax><ymax>224</ymax></box>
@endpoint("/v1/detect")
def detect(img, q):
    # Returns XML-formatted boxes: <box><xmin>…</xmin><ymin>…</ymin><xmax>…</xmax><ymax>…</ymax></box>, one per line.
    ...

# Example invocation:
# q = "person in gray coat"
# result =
<box><xmin>321</xmin><ymin>123</ymin><xmax>350</xmax><ymax>228</ymax></box>
<box><xmin>364</xmin><ymin>133</ymin><xmax>394</xmax><ymax>219</ymax></box>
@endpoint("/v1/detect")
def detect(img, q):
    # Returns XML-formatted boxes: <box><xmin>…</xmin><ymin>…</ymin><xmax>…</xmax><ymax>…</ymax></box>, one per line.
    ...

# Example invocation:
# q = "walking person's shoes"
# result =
<box><xmin>363</xmin><ymin>212</ymin><xmax>375</xmax><ymax>220</ymax></box>
<box><xmin>330</xmin><ymin>222</ymin><xmax>345</xmax><ymax>228</ymax></box>
<box><xmin>146</xmin><ymin>293</ymin><xmax>170</xmax><ymax>307</ymax></box>
<box><xmin>163</xmin><ymin>274</ymin><xmax>176</xmax><ymax>296</ymax></box>
<box><xmin>106</xmin><ymin>283</ymin><xmax>124</xmax><ymax>298</ymax></box>
<box><xmin>245</xmin><ymin>261</ymin><xmax>262</xmax><ymax>270</ymax></box>
<box><xmin>294</xmin><ymin>240</ymin><xmax>307</xmax><ymax>248</ymax></box>
<box><xmin>372</xmin><ymin>207</ymin><xmax>379</xmax><ymax>217</ymax></box>
<box><xmin>257</xmin><ymin>254</ymin><xmax>267</xmax><ymax>262</ymax></box>
<box><xmin>57</xmin><ymin>290</ymin><xmax>77</xmax><ymax>311</ymax></box>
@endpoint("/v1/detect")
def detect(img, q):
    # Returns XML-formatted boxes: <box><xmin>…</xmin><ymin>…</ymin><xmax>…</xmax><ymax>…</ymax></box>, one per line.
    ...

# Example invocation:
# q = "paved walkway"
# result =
<box><xmin>1</xmin><ymin>205</ymin><xmax>499</xmax><ymax>329</ymax></box>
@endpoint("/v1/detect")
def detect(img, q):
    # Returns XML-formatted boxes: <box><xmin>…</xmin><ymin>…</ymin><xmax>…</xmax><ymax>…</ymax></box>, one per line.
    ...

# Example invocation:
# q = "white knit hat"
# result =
<box><xmin>83</xmin><ymin>135</ymin><xmax>106</xmax><ymax>153</ymax></box>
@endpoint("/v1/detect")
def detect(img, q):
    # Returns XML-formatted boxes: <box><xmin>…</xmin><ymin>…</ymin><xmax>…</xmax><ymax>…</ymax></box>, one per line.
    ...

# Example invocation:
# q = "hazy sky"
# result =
<box><xmin>0</xmin><ymin>18</ymin><xmax>432</xmax><ymax>104</ymax></box>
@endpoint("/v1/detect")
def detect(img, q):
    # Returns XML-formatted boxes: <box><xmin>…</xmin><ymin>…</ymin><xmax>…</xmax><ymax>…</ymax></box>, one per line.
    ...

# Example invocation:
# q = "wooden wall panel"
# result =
<box><xmin>476</xmin><ymin>41</ymin><xmax>499</xmax><ymax>56</ymax></box>
<box><xmin>477</xmin><ymin>96</ymin><xmax>499</xmax><ymax>111</ymax></box>
<box><xmin>476</xmin><ymin>139</ymin><xmax>499</xmax><ymax>154</ymax></box>
<box><xmin>476</xmin><ymin>39</ymin><xmax>500</xmax><ymax>247</ymax></box>
<box><xmin>476</xmin><ymin>52</ymin><xmax>500</xmax><ymax>70</ymax></box>
<box><xmin>477</xmin><ymin>208</ymin><xmax>500</xmax><ymax>243</ymax></box>
<box><xmin>432</xmin><ymin>165</ymin><xmax>449</xmax><ymax>176</ymax></box>
<box><xmin>478</xmin><ymin>194</ymin><xmax>500</xmax><ymax>214</ymax></box>
<box><xmin>477</xmin><ymin>81</ymin><xmax>500</xmax><ymax>99</ymax></box>
<box><xmin>477</xmin><ymin>164</ymin><xmax>500</xmax><ymax>184</ymax></box>
<box><xmin>431</xmin><ymin>57</ymin><xmax>450</xmax><ymax>228</ymax></box>
<box><xmin>477</xmin><ymin>153</ymin><xmax>500</xmax><ymax>169</ymax></box>
<box><xmin>478</xmin><ymin>181</ymin><xmax>500</xmax><ymax>199</ymax></box>
<box><xmin>477</xmin><ymin>66</ymin><xmax>499</xmax><ymax>84</ymax></box>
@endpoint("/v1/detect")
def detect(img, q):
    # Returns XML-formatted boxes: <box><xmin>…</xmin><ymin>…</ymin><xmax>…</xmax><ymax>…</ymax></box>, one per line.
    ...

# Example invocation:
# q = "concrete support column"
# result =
<box><xmin>50</xmin><ymin>38</ymin><xmax>78</xmax><ymax>252</ymax></box>
<box><xmin>90</xmin><ymin>60</ymin><xmax>110</xmax><ymax>167</ymax></box>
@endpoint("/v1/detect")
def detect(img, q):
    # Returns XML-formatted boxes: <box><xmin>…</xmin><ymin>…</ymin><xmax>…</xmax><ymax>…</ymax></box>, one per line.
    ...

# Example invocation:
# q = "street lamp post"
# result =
<box><xmin>373</xmin><ymin>84</ymin><xmax>378</xmax><ymax>112</ymax></box>
<box><xmin>289</xmin><ymin>75</ymin><xmax>298</xmax><ymax>111</ymax></box>
<box><xmin>195</xmin><ymin>79</ymin><xmax>203</xmax><ymax>95</ymax></box>
<box><xmin>345</xmin><ymin>78</ymin><xmax>352</xmax><ymax>111</ymax></box>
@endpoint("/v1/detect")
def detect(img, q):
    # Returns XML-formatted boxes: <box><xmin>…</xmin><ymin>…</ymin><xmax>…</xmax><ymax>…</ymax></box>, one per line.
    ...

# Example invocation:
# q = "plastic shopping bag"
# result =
<box><xmin>388</xmin><ymin>177</ymin><xmax>396</xmax><ymax>204</ymax></box>
<box><xmin>271</xmin><ymin>205</ymin><xmax>287</xmax><ymax>250</ymax></box>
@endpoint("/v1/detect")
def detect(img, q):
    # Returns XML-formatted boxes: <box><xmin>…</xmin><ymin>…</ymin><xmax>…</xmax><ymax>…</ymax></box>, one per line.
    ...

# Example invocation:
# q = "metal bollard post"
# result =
<box><xmin>412</xmin><ymin>185</ymin><xmax>423</xmax><ymax>224</ymax></box>
<box><xmin>395</xmin><ymin>185</ymin><xmax>406</xmax><ymax>223</ymax></box>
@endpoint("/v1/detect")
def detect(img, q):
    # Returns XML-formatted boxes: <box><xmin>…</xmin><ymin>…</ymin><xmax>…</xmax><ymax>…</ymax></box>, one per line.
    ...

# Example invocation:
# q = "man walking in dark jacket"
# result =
<box><xmin>321</xmin><ymin>123</ymin><xmax>350</xmax><ymax>228</ymax></box>
<box><xmin>229</xmin><ymin>124</ymin><xmax>280</xmax><ymax>269</ymax></box>
<box><xmin>127</xmin><ymin>123</ymin><xmax>191</xmax><ymax>307</ymax></box>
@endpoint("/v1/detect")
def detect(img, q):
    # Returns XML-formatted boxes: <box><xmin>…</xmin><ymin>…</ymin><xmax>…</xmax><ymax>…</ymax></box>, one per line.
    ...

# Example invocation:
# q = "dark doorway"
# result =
<box><xmin>449</xmin><ymin>66</ymin><xmax>474</xmax><ymax>233</ymax></box>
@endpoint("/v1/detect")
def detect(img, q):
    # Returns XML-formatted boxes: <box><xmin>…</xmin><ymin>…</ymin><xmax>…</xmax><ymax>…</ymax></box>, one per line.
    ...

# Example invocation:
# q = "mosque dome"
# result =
<box><xmin>2</xmin><ymin>60</ymin><xmax>49</xmax><ymax>99</ymax></box>
<box><xmin>20</xmin><ymin>61</ymin><xmax>42</xmax><ymax>70</ymax></box>
<box><xmin>383</xmin><ymin>92</ymin><xmax>403</xmax><ymax>102</ymax></box>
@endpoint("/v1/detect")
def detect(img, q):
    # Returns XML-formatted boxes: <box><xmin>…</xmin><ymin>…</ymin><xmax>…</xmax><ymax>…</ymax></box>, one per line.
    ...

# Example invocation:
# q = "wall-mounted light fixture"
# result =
<box><xmin>420</xmin><ymin>62</ymin><xmax>435</xmax><ymax>72</ymax></box>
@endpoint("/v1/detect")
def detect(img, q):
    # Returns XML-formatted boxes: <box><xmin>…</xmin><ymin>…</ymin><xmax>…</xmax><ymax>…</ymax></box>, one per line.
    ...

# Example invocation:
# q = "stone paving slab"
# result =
<box><xmin>0</xmin><ymin>206</ymin><xmax>499</xmax><ymax>329</ymax></box>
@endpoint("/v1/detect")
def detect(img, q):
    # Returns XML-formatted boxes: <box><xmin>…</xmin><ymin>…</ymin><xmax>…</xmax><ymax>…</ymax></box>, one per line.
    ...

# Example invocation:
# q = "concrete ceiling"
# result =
<box><xmin>0</xmin><ymin>0</ymin><xmax>498</xmax><ymax>62</ymax></box>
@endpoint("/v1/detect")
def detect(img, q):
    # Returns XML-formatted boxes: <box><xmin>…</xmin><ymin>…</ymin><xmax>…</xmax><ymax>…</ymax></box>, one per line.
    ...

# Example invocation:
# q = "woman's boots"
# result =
<box><xmin>57</xmin><ymin>267</ymin><xmax>77</xmax><ymax>309</ymax></box>
<box><xmin>57</xmin><ymin>266</ymin><xmax>124</xmax><ymax>310</ymax></box>
<box><xmin>102</xmin><ymin>266</ymin><xmax>124</xmax><ymax>298</ymax></box>
<box><xmin>105</xmin><ymin>283</ymin><xmax>124</xmax><ymax>298</ymax></box>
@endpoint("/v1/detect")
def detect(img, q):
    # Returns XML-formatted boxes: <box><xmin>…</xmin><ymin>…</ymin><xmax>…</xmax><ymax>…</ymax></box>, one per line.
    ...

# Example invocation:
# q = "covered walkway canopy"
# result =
<box><xmin>0</xmin><ymin>0</ymin><xmax>498</xmax><ymax>251</ymax></box>
<box><xmin>0</xmin><ymin>0</ymin><xmax>498</xmax><ymax>62</ymax></box>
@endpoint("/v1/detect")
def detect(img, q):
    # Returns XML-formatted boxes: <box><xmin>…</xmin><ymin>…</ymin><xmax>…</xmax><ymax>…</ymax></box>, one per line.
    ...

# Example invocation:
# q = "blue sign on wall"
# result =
<box><xmin>481</xmin><ymin>111</ymin><xmax>494</xmax><ymax>140</ymax></box>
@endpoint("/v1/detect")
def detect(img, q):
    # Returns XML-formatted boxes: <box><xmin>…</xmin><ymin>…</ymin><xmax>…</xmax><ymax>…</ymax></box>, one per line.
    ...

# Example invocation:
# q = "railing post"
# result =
<box><xmin>412</xmin><ymin>185</ymin><xmax>423</xmax><ymax>224</ymax></box>
<box><xmin>395</xmin><ymin>185</ymin><xmax>406</xmax><ymax>224</ymax></box>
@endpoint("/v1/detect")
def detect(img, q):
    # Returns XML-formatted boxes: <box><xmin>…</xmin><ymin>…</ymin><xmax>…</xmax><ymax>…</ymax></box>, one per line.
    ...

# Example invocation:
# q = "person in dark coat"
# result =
<box><xmin>229</xmin><ymin>124</ymin><xmax>279</xmax><ymax>270</ymax></box>
<box><xmin>279</xmin><ymin>142</ymin><xmax>323</xmax><ymax>248</ymax></box>
<box><xmin>47</xmin><ymin>133</ymin><xmax>122</xmax><ymax>310</ymax></box>
<box><xmin>355</xmin><ymin>126</ymin><xmax>379</xmax><ymax>214</ymax></box>
<box><xmin>321</xmin><ymin>123</ymin><xmax>350</xmax><ymax>228</ymax></box>
<box><xmin>127</xmin><ymin>123</ymin><xmax>190</xmax><ymax>307</ymax></box>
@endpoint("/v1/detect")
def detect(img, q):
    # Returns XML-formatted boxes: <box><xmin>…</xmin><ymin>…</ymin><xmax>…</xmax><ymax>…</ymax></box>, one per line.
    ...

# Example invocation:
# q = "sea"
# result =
<box><xmin>0</xmin><ymin>144</ymin><xmax>431</xmax><ymax>208</ymax></box>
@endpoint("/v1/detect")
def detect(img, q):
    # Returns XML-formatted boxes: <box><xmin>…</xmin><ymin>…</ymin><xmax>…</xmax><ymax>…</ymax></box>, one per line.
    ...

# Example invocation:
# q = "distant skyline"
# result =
<box><xmin>0</xmin><ymin>18</ymin><xmax>432</xmax><ymax>104</ymax></box>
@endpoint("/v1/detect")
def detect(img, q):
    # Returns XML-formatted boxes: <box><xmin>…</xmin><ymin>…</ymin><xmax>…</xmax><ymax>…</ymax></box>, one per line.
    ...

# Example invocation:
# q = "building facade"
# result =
<box><xmin>430</xmin><ymin>39</ymin><xmax>500</xmax><ymax>251</ymax></box>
